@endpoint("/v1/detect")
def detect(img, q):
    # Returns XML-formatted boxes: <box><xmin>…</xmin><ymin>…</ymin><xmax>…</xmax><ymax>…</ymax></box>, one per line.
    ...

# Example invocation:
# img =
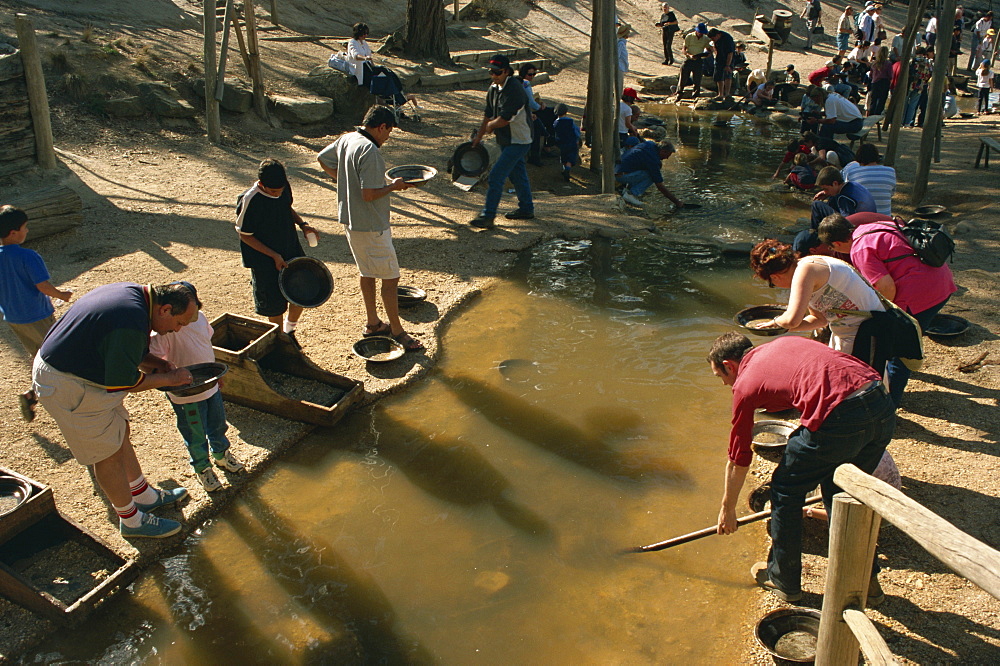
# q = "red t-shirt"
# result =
<box><xmin>808</xmin><ymin>66</ymin><xmax>833</xmax><ymax>86</ymax></box>
<box><xmin>847</xmin><ymin>212</ymin><xmax>894</xmax><ymax>226</ymax></box>
<box><xmin>727</xmin><ymin>337</ymin><xmax>880</xmax><ymax>466</ymax></box>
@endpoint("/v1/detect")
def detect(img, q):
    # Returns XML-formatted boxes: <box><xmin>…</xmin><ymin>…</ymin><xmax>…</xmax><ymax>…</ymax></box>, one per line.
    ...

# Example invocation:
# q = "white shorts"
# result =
<box><xmin>345</xmin><ymin>227</ymin><xmax>400</xmax><ymax>280</ymax></box>
<box><xmin>32</xmin><ymin>356</ymin><xmax>129</xmax><ymax>465</ymax></box>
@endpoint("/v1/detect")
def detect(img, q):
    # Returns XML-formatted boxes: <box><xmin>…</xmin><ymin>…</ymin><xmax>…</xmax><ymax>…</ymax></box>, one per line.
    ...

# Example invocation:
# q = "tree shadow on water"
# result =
<box><xmin>226</xmin><ymin>488</ymin><xmax>437</xmax><ymax>665</ymax></box>
<box><xmin>439</xmin><ymin>373</ymin><xmax>692</xmax><ymax>487</ymax></box>
<box><xmin>374</xmin><ymin>415</ymin><xmax>554</xmax><ymax>539</ymax></box>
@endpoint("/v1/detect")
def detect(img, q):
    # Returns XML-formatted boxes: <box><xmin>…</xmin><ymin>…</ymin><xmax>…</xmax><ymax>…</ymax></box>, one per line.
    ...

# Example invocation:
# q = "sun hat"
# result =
<box><xmin>618</xmin><ymin>22</ymin><xmax>632</xmax><ymax>37</ymax></box>
<box><xmin>695</xmin><ymin>22</ymin><xmax>709</xmax><ymax>35</ymax></box>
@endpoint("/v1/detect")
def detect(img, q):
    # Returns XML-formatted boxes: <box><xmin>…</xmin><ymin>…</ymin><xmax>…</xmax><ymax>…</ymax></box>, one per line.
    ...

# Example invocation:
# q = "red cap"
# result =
<box><xmin>622</xmin><ymin>87</ymin><xmax>640</xmax><ymax>101</ymax></box>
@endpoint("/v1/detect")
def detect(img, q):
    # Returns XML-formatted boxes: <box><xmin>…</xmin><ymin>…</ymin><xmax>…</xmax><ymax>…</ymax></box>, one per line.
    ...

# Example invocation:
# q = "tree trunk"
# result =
<box><xmin>402</xmin><ymin>0</ymin><xmax>451</xmax><ymax>62</ymax></box>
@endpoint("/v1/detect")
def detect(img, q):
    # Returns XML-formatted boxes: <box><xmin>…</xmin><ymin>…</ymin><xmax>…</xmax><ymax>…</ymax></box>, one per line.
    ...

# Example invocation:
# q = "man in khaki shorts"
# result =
<box><xmin>33</xmin><ymin>282</ymin><xmax>199</xmax><ymax>538</ymax></box>
<box><xmin>317</xmin><ymin>105</ymin><xmax>424</xmax><ymax>352</ymax></box>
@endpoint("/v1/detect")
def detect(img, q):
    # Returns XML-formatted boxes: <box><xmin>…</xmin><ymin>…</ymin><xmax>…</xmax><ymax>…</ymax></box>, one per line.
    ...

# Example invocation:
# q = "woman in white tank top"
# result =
<box><xmin>749</xmin><ymin>240</ymin><xmax>884</xmax><ymax>354</ymax></box>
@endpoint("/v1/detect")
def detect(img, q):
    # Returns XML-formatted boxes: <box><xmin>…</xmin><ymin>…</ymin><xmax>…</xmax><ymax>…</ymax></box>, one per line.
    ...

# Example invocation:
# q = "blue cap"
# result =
<box><xmin>793</xmin><ymin>230</ymin><xmax>823</xmax><ymax>256</ymax></box>
<box><xmin>696</xmin><ymin>22</ymin><xmax>709</xmax><ymax>34</ymax></box>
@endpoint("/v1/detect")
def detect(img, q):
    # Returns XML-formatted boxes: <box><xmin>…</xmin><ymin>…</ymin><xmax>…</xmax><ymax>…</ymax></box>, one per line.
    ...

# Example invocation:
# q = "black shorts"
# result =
<box><xmin>250</xmin><ymin>263</ymin><xmax>288</xmax><ymax>317</ymax></box>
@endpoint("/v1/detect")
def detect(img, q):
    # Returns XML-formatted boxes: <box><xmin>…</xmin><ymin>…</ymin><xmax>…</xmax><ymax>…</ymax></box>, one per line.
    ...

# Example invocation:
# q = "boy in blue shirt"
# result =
<box><xmin>551</xmin><ymin>103</ymin><xmax>581</xmax><ymax>182</ymax></box>
<box><xmin>0</xmin><ymin>205</ymin><xmax>73</xmax><ymax>421</ymax></box>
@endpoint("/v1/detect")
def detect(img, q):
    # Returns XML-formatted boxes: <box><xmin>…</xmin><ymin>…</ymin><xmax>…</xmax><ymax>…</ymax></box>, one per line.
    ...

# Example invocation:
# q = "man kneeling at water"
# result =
<box><xmin>708</xmin><ymin>332</ymin><xmax>894</xmax><ymax>603</ymax></box>
<box><xmin>615</xmin><ymin>140</ymin><xmax>682</xmax><ymax>209</ymax></box>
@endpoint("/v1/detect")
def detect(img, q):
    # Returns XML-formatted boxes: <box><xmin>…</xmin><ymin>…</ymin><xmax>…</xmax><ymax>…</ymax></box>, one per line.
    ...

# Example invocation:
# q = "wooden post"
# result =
<box><xmin>586</xmin><ymin>1</ymin><xmax>605</xmax><ymax>173</ymax></box>
<box><xmin>14</xmin><ymin>14</ymin><xmax>56</xmax><ymax>170</ymax></box>
<box><xmin>816</xmin><ymin>492</ymin><xmax>881</xmax><ymax>666</ymax></box>
<box><xmin>834</xmin><ymin>464</ymin><xmax>1000</xmax><ymax>598</ymax></box>
<box><xmin>911</xmin><ymin>0</ymin><xmax>956</xmax><ymax>204</ymax></box>
<box><xmin>244</xmin><ymin>0</ymin><xmax>268</xmax><ymax>120</ymax></box>
<box><xmin>269</xmin><ymin>0</ymin><xmax>278</xmax><ymax>26</ymax></box>
<box><xmin>231</xmin><ymin>4</ymin><xmax>253</xmax><ymax>74</ymax></box>
<box><xmin>215</xmin><ymin>0</ymin><xmax>235</xmax><ymax>101</ymax></box>
<box><xmin>203</xmin><ymin>0</ymin><xmax>221</xmax><ymax>144</ymax></box>
<box><xmin>453</xmin><ymin>0</ymin><xmax>459</xmax><ymax>21</ymax></box>
<box><xmin>884</xmin><ymin>0</ymin><xmax>930</xmax><ymax>166</ymax></box>
<box><xmin>599</xmin><ymin>0</ymin><xmax>616</xmax><ymax>193</ymax></box>
<box><xmin>765</xmin><ymin>40</ymin><xmax>775</xmax><ymax>79</ymax></box>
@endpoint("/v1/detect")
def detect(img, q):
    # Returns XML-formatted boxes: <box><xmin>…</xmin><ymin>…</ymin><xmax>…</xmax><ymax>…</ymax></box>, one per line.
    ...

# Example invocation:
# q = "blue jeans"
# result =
<box><xmin>886</xmin><ymin>296</ymin><xmax>950</xmax><ymax>407</ymax></box>
<box><xmin>767</xmin><ymin>383</ymin><xmax>896</xmax><ymax>594</ymax></box>
<box><xmin>818</xmin><ymin>116</ymin><xmax>863</xmax><ymax>139</ymax></box>
<box><xmin>171</xmin><ymin>391</ymin><xmax>231</xmax><ymax>472</ymax></box>
<box><xmin>615</xmin><ymin>170</ymin><xmax>655</xmax><ymax>197</ymax></box>
<box><xmin>482</xmin><ymin>142</ymin><xmax>533</xmax><ymax>217</ymax></box>
<box><xmin>902</xmin><ymin>88</ymin><xmax>922</xmax><ymax>126</ymax></box>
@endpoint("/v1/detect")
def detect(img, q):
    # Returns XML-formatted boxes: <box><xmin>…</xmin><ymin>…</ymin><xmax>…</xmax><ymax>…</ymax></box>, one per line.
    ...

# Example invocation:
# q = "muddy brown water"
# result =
<box><xmin>35</xmin><ymin>114</ymin><xmax>802</xmax><ymax>663</ymax></box>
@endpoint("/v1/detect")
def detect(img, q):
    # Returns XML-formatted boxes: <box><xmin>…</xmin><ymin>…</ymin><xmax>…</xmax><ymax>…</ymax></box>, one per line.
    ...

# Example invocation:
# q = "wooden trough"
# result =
<box><xmin>210</xmin><ymin>313</ymin><xmax>363</xmax><ymax>426</ymax></box>
<box><xmin>0</xmin><ymin>467</ymin><xmax>139</xmax><ymax>624</ymax></box>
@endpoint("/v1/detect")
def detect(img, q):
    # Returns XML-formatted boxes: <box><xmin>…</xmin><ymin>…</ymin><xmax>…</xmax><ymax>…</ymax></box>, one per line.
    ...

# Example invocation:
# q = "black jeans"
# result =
<box><xmin>678</xmin><ymin>58</ymin><xmax>703</xmax><ymax>95</ymax></box>
<box><xmin>662</xmin><ymin>29</ymin><xmax>676</xmax><ymax>64</ymax></box>
<box><xmin>767</xmin><ymin>383</ymin><xmax>896</xmax><ymax>594</ymax></box>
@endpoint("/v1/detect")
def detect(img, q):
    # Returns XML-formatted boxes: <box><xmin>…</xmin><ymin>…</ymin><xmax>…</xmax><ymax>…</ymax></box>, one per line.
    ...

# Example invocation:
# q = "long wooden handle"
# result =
<box><xmin>623</xmin><ymin>494</ymin><xmax>823</xmax><ymax>554</ymax></box>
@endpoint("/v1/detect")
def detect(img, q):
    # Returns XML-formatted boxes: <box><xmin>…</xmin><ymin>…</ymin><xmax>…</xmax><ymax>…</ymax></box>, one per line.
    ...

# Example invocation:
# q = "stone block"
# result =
<box><xmin>635</xmin><ymin>74</ymin><xmax>678</xmax><ymax>94</ymax></box>
<box><xmin>102</xmin><ymin>96</ymin><xmax>145</xmax><ymax>117</ymax></box>
<box><xmin>191</xmin><ymin>77</ymin><xmax>253</xmax><ymax>113</ymax></box>
<box><xmin>138</xmin><ymin>81</ymin><xmax>197</xmax><ymax>118</ymax></box>
<box><xmin>295</xmin><ymin>66</ymin><xmax>374</xmax><ymax>121</ymax></box>
<box><xmin>269</xmin><ymin>94</ymin><xmax>334</xmax><ymax>124</ymax></box>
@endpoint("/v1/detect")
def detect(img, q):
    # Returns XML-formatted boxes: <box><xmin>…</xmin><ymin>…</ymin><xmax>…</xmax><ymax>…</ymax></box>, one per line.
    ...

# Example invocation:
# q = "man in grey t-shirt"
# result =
<box><xmin>317</xmin><ymin>105</ymin><xmax>424</xmax><ymax>351</ymax></box>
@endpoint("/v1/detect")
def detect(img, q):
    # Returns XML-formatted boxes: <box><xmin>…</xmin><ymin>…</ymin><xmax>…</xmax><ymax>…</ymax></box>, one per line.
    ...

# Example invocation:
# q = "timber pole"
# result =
<box><xmin>884</xmin><ymin>0</ymin><xmax>929</xmax><ymax>166</ymax></box>
<box><xmin>911</xmin><ymin>0</ymin><xmax>956</xmax><ymax>204</ymax></box>
<box><xmin>816</xmin><ymin>493</ymin><xmax>882</xmax><ymax>665</ymax></box>
<box><xmin>599</xmin><ymin>0</ymin><xmax>616</xmax><ymax>192</ymax></box>
<box><xmin>586</xmin><ymin>0</ymin><xmax>605</xmax><ymax>174</ymax></box>
<box><xmin>244</xmin><ymin>0</ymin><xmax>269</xmax><ymax>120</ymax></box>
<box><xmin>203</xmin><ymin>0</ymin><xmax>221</xmax><ymax>144</ymax></box>
<box><xmin>269</xmin><ymin>0</ymin><xmax>278</xmax><ymax>26</ymax></box>
<box><xmin>14</xmin><ymin>14</ymin><xmax>56</xmax><ymax>170</ymax></box>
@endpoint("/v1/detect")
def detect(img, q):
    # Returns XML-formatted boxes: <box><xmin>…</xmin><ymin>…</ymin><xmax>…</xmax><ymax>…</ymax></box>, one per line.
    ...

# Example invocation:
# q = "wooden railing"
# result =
<box><xmin>815</xmin><ymin>464</ymin><xmax>1000</xmax><ymax>665</ymax></box>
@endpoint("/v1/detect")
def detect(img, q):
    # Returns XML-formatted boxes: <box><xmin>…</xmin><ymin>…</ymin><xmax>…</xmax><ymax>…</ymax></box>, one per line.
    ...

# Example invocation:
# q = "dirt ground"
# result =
<box><xmin>1</xmin><ymin>0</ymin><xmax>999</xmax><ymax>661</ymax></box>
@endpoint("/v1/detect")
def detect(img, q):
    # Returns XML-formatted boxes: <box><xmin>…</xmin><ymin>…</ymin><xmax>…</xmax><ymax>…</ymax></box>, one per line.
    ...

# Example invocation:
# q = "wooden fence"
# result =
<box><xmin>816</xmin><ymin>463</ymin><xmax>1000</xmax><ymax>664</ymax></box>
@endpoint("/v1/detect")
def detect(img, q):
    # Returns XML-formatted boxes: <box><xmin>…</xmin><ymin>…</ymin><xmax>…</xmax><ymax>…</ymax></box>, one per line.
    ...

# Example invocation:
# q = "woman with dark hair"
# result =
<box><xmin>346</xmin><ymin>22</ymin><xmax>416</xmax><ymax>110</ymax></box>
<box><xmin>749</xmin><ymin>238</ymin><xmax>883</xmax><ymax>355</ymax></box>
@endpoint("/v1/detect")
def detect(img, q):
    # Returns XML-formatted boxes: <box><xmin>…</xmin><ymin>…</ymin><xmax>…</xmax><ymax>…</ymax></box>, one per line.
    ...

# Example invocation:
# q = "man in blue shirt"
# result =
<box><xmin>810</xmin><ymin>166</ymin><xmax>877</xmax><ymax>228</ymax></box>
<box><xmin>615</xmin><ymin>140</ymin><xmax>683</xmax><ymax>208</ymax></box>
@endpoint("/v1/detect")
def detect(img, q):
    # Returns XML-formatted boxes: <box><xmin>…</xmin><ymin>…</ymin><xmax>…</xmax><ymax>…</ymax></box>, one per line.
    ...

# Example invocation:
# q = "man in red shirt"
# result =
<box><xmin>709</xmin><ymin>333</ymin><xmax>895</xmax><ymax>601</ymax></box>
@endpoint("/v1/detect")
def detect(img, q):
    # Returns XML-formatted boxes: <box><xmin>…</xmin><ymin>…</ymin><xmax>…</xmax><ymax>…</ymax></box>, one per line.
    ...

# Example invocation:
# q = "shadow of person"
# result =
<box><xmin>227</xmin><ymin>488</ymin><xmax>436</xmax><ymax>664</ymax></box>
<box><xmin>872</xmin><ymin>594</ymin><xmax>1000</xmax><ymax>662</ymax></box>
<box><xmin>894</xmin><ymin>414</ymin><xmax>1000</xmax><ymax>456</ymax></box>
<box><xmin>900</xmin><ymin>384</ymin><xmax>1000</xmax><ymax>444</ymax></box>
<box><xmin>440</xmin><ymin>373</ymin><xmax>691</xmax><ymax>487</ymax></box>
<box><xmin>374</xmin><ymin>415</ymin><xmax>553</xmax><ymax>539</ymax></box>
<box><xmin>150</xmin><ymin>548</ymin><xmax>294</xmax><ymax>662</ymax></box>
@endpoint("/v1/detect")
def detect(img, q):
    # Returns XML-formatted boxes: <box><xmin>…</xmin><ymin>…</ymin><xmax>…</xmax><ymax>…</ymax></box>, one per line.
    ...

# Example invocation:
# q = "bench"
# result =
<box><xmin>975</xmin><ymin>137</ymin><xmax>1000</xmax><ymax>168</ymax></box>
<box><xmin>836</xmin><ymin>115</ymin><xmax>883</xmax><ymax>149</ymax></box>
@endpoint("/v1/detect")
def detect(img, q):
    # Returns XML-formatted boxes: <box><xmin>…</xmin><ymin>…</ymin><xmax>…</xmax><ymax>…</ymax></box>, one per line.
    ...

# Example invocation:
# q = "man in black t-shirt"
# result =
<box><xmin>708</xmin><ymin>28</ymin><xmax>736</xmax><ymax>99</ymax></box>
<box><xmin>235</xmin><ymin>159</ymin><xmax>317</xmax><ymax>344</ymax></box>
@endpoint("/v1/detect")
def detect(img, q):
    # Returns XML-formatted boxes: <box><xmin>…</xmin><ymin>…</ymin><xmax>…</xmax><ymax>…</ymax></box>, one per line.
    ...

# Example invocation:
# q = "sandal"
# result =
<box><xmin>362</xmin><ymin>321</ymin><xmax>391</xmax><ymax>337</ymax></box>
<box><xmin>392</xmin><ymin>331</ymin><xmax>425</xmax><ymax>352</ymax></box>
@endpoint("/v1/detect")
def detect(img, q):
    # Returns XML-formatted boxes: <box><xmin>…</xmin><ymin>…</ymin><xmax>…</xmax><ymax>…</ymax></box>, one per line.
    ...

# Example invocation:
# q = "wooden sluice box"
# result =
<box><xmin>0</xmin><ymin>467</ymin><xmax>140</xmax><ymax>623</ymax></box>
<box><xmin>210</xmin><ymin>313</ymin><xmax>364</xmax><ymax>426</ymax></box>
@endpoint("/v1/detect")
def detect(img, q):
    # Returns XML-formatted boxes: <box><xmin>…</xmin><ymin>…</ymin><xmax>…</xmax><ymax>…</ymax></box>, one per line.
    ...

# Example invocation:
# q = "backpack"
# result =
<box><xmin>327</xmin><ymin>52</ymin><xmax>351</xmax><ymax>75</ymax></box>
<box><xmin>857</xmin><ymin>218</ymin><xmax>955</xmax><ymax>268</ymax></box>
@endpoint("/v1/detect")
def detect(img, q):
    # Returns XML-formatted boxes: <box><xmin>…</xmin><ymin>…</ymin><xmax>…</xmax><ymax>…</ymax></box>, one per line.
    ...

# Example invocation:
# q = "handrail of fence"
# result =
<box><xmin>814</xmin><ymin>463</ymin><xmax>1000</xmax><ymax>665</ymax></box>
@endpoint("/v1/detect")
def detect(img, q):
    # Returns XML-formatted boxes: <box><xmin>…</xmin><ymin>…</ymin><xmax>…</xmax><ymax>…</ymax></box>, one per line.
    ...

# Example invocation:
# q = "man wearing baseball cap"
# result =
<box><xmin>469</xmin><ymin>54</ymin><xmax>535</xmax><ymax>229</ymax></box>
<box><xmin>675</xmin><ymin>23</ymin><xmax>710</xmax><ymax>101</ymax></box>
<box><xmin>708</xmin><ymin>27</ymin><xmax>736</xmax><ymax>99</ymax></box>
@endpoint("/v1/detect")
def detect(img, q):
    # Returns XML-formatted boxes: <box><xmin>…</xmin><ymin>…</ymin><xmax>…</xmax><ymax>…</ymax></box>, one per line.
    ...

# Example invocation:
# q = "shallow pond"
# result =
<box><xmin>37</xmin><ymin>236</ymin><xmax>784</xmax><ymax>664</ymax></box>
<box><xmin>34</xmin><ymin>110</ymin><xmax>804</xmax><ymax>664</ymax></box>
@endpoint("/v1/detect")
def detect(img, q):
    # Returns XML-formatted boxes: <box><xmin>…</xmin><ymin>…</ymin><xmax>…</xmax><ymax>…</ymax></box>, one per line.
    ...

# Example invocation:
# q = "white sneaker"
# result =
<box><xmin>622</xmin><ymin>191</ymin><xmax>644</xmax><ymax>206</ymax></box>
<box><xmin>213</xmin><ymin>449</ymin><xmax>245</xmax><ymax>473</ymax></box>
<box><xmin>196</xmin><ymin>467</ymin><xmax>223</xmax><ymax>492</ymax></box>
